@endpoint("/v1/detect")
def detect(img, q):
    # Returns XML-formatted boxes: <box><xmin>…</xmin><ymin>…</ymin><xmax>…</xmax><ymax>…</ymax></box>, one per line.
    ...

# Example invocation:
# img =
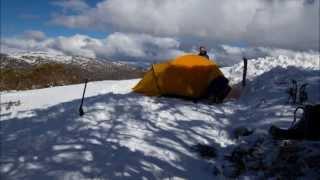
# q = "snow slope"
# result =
<box><xmin>222</xmin><ymin>54</ymin><xmax>319</xmax><ymax>84</ymax></box>
<box><xmin>1</xmin><ymin>55</ymin><xmax>319</xmax><ymax>179</ymax></box>
<box><xmin>0</xmin><ymin>79</ymin><xmax>139</xmax><ymax>117</ymax></box>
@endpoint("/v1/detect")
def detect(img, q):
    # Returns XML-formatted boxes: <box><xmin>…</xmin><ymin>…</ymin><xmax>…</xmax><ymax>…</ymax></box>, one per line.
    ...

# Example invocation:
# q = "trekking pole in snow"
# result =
<box><xmin>79</xmin><ymin>79</ymin><xmax>88</xmax><ymax>116</ymax></box>
<box><xmin>242</xmin><ymin>57</ymin><xmax>248</xmax><ymax>87</ymax></box>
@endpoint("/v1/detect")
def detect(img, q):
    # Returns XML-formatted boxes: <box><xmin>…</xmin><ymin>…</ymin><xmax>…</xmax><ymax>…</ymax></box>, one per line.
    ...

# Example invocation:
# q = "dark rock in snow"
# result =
<box><xmin>233</xmin><ymin>126</ymin><xmax>254</xmax><ymax>138</ymax></box>
<box><xmin>191</xmin><ymin>144</ymin><xmax>217</xmax><ymax>159</ymax></box>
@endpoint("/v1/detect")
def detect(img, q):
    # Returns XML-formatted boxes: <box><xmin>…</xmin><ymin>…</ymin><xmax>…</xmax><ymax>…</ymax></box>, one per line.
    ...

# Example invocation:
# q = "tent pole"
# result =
<box><xmin>242</xmin><ymin>57</ymin><xmax>248</xmax><ymax>87</ymax></box>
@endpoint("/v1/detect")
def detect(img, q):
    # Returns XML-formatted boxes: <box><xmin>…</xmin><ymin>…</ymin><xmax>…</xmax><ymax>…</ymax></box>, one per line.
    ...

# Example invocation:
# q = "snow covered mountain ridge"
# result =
<box><xmin>222</xmin><ymin>53</ymin><xmax>319</xmax><ymax>85</ymax></box>
<box><xmin>3</xmin><ymin>49</ymin><xmax>319</xmax><ymax>71</ymax></box>
<box><xmin>0</xmin><ymin>51</ymin><xmax>145</xmax><ymax>91</ymax></box>
<box><xmin>2</xmin><ymin>50</ymin><xmax>133</xmax><ymax>68</ymax></box>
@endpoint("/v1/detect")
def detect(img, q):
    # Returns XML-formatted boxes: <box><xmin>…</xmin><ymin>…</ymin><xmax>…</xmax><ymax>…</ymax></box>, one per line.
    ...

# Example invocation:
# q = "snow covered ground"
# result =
<box><xmin>1</xmin><ymin>55</ymin><xmax>319</xmax><ymax>179</ymax></box>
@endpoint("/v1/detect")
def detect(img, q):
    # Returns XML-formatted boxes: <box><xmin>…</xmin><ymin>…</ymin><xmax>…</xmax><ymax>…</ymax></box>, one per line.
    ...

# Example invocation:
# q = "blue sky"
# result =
<box><xmin>1</xmin><ymin>0</ymin><xmax>106</xmax><ymax>38</ymax></box>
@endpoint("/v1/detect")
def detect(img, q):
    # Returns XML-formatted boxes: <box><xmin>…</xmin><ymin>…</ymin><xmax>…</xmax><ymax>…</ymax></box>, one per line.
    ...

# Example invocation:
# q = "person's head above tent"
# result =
<box><xmin>133</xmin><ymin>52</ymin><xmax>232</xmax><ymax>103</ymax></box>
<box><xmin>198</xmin><ymin>46</ymin><xmax>209</xmax><ymax>59</ymax></box>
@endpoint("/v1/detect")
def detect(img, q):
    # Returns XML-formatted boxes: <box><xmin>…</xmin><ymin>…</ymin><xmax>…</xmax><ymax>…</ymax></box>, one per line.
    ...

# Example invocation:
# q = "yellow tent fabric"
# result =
<box><xmin>133</xmin><ymin>54</ymin><xmax>224</xmax><ymax>99</ymax></box>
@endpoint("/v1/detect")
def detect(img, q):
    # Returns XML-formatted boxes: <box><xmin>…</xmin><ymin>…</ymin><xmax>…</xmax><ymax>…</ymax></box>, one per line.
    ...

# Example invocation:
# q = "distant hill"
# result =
<box><xmin>0</xmin><ymin>52</ymin><xmax>145</xmax><ymax>91</ymax></box>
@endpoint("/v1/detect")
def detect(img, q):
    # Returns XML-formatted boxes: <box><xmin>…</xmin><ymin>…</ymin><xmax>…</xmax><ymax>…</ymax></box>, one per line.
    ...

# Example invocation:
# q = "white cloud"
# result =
<box><xmin>23</xmin><ymin>30</ymin><xmax>47</xmax><ymax>41</ymax></box>
<box><xmin>97</xmin><ymin>32</ymin><xmax>183</xmax><ymax>59</ymax></box>
<box><xmin>51</xmin><ymin>0</ymin><xmax>319</xmax><ymax>51</ymax></box>
<box><xmin>51</xmin><ymin>35</ymin><xmax>98</xmax><ymax>58</ymax></box>
<box><xmin>1</xmin><ymin>37</ymin><xmax>52</xmax><ymax>52</ymax></box>
<box><xmin>1</xmin><ymin>32</ymin><xmax>184</xmax><ymax>61</ymax></box>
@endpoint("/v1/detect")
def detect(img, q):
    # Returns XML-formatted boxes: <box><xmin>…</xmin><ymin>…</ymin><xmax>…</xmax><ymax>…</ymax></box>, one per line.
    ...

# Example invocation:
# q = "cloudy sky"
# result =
<box><xmin>1</xmin><ymin>0</ymin><xmax>319</xmax><ymax>65</ymax></box>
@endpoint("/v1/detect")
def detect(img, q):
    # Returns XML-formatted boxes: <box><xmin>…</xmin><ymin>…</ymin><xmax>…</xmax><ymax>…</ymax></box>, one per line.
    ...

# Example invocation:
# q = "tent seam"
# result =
<box><xmin>152</xmin><ymin>65</ymin><xmax>162</xmax><ymax>95</ymax></box>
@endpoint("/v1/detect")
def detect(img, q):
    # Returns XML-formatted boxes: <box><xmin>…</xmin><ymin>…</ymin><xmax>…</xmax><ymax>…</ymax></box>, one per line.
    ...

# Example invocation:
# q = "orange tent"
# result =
<box><xmin>133</xmin><ymin>54</ymin><xmax>225</xmax><ymax>99</ymax></box>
